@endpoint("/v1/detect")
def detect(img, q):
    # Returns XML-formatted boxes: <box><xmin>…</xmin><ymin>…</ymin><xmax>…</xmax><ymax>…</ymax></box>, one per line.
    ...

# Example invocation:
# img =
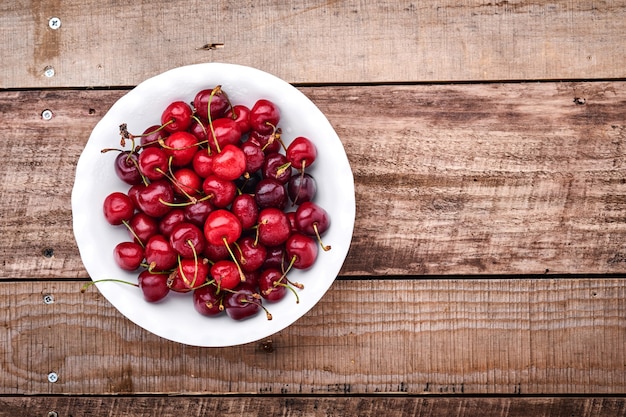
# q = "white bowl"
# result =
<box><xmin>72</xmin><ymin>63</ymin><xmax>355</xmax><ymax>347</ymax></box>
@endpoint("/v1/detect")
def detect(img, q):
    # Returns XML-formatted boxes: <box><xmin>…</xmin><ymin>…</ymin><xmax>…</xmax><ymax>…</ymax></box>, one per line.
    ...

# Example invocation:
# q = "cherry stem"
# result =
<box><xmin>223</xmin><ymin>237</ymin><xmax>247</xmax><ymax>282</ymax></box>
<box><xmin>81</xmin><ymin>278</ymin><xmax>137</xmax><ymax>293</ymax></box>
<box><xmin>122</xmin><ymin>220</ymin><xmax>145</xmax><ymax>248</ymax></box>
<box><xmin>241</xmin><ymin>298</ymin><xmax>273</xmax><ymax>320</ymax></box>
<box><xmin>155</xmin><ymin>167</ymin><xmax>199</xmax><ymax>204</ymax></box>
<box><xmin>313</xmin><ymin>223</ymin><xmax>331</xmax><ymax>251</ymax></box>
<box><xmin>208</xmin><ymin>86</ymin><xmax>222</xmax><ymax>153</ymax></box>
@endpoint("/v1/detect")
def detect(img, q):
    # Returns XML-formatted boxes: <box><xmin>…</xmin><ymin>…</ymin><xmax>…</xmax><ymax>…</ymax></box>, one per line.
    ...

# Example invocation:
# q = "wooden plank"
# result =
<box><xmin>1</xmin><ymin>82</ymin><xmax>625</xmax><ymax>278</ymax></box>
<box><xmin>1</xmin><ymin>0</ymin><xmax>625</xmax><ymax>88</ymax></box>
<box><xmin>1</xmin><ymin>279</ymin><xmax>624</xmax><ymax>394</ymax></box>
<box><xmin>2</xmin><ymin>396</ymin><xmax>626</xmax><ymax>417</ymax></box>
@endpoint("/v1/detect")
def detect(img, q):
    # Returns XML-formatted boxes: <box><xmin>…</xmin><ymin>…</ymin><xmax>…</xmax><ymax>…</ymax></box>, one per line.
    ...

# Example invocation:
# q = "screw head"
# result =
<box><xmin>47</xmin><ymin>372</ymin><xmax>58</xmax><ymax>383</ymax></box>
<box><xmin>48</xmin><ymin>412</ymin><xmax>59</xmax><ymax>417</ymax></box>
<box><xmin>44</xmin><ymin>66</ymin><xmax>55</xmax><ymax>78</ymax></box>
<box><xmin>41</xmin><ymin>109</ymin><xmax>53</xmax><ymax>120</ymax></box>
<box><xmin>48</xmin><ymin>17</ymin><xmax>61</xmax><ymax>29</ymax></box>
<box><xmin>43</xmin><ymin>294</ymin><xmax>55</xmax><ymax>304</ymax></box>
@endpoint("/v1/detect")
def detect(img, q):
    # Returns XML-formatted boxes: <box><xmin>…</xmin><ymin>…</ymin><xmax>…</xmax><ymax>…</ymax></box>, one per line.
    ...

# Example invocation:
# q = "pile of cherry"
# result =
<box><xmin>87</xmin><ymin>86</ymin><xmax>331</xmax><ymax>321</ymax></box>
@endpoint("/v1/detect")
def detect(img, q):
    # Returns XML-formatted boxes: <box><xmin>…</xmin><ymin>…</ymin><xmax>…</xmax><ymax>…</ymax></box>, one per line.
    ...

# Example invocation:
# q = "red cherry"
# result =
<box><xmin>145</xmin><ymin>234</ymin><xmax>178</xmax><ymax>271</ymax></box>
<box><xmin>136</xmin><ymin>180</ymin><xmax>174</xmax><ymax>218</ymax></box>
<box><xmin>211</xmin><ymin>260</ymin><xmax>243</xmax><ymax>290</ymax></box>
<box><xmin>226</xmin><ymin>104</ymin><xmax>252</xmax><ymax>134</ymax></box>
<box><xmin>250</xmin><ymin>99</ymin><xmax>280</xmax><ymax>135</ymax></box>
<box><xmin>127</xmin><ymin>212</ymin><xmax>159</xmax><ymax>245</ymax></box>
<box><xmin>138</xmin><ymin>147</ymin><xmax>168</xmax><ymax>181</ymax></box>
<box><xmin>167</xmin><ymin>258</ymin><xmax>209</xmax><ymax>292</ymax></box>
<box><xmin>138</xmin><ymin>270</ymin><xmax>170</xmax><ymax>302</ymax></box>
<box><xmin>286</xmin><ymin>136</ymin><xmax>317</xmax><ymax>171</ymax></box>
<box><xmin>103</xmin><ymin>192</ymin><xmax>135</xmax><ymax>225</ymax></box>
<box><xmin>163</xmin><ymin>131</ymin><xmax>199</xmax><ymax>167</ymax></box>
<box><xmin>207</xmin><ymin>117</ymin><xmax>241</xmax><ymax>153</ymax></box>
<box><xmin>140</xmin><ymin>125</ymin><xmax>168</xmax><ymax>149</ymax></box>
<box><xmin>113</xmin><ymin>241</ymin><xmax>144</xmax><ymax>271</ymax></box>
<box><xmin>287</xmin><ymin>172</ymin><xmax>317</xmax><ymax>204</ymax></box>
<box><xmin>161</xmin><ymin>101</ymin><xmax>193</xmax><ymax>133</ymax></box>
<box><xmin>172</xmin><ymin>168</ymin><xmax>202</xmax><ymax>198</ymax></box>
<box><xmin>212</xmin><ymin>144</ymin><xmax>247</xmax><ymax>181</ymax></box>
<box><xmin>203</xmin><ymin>209</ymin><xmax>243</xmax><ymax>246</ymax></box>
<box><xmin>257</xmin><ymin>207</ymin><xmax>291</xmax><ymax>247</ymax></box>
<box><xmin>191</xmin><ymin>149</ymin><xmax>214</xmax><ymax>178</ymax></box>
<box><xmin>202</xmin><ymin>175</ymin><xmax>237</xmax><ymax>208</ymax></box>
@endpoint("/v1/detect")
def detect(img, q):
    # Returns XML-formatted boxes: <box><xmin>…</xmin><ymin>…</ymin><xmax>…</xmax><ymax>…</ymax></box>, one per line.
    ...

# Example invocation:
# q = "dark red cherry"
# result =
<box><xmin>183</xmin><ymin>200</ymin><xmax>214</xmax><ymax>227</ymax></box>
<box><xmin>193</xmin><ymin>87</ymin><xmax>230</xmax><ymax>121</ymax></box>
<box><xmin>263</xmin><ymin>245</ymin><xmax>286</xmax><ymax>270</ymax></box>
<box><xmin>138</xmin><ymin>270</ymin><xmax>170</xmax><ymax>303</ymax></box>
<box><xmin>140</xmin><ymin>125</ymin><xmax>168</xmax><ymax>149</ymax></box>
<box><xmin>258</xmin><ymin>268</ymin><xmax>287</xmax><ymax>302</ymax></box>
<box><xmin>158</xmin><ymin>209</ymin><xmax>185</xmax><ymax>237</ymax></box>
<box><xmin>262</xmin><ymin>152</ymin><xmax>292</xmax><ymax>184</ymax></box>
<box><xmin>231</xmin><ymin>193</ymin><xmax>258</xmax><ymax>230</ymax></box>
<box><xmin>248</xmin><ymin>130</ymin><xmax>281</xmax><ymax>154</ymax></box>
<box><xmin>114</xmin><ymin>151</ymin><xmax>142</xmax><ymax>185</ymax></box>
<box><xmin>224</xmin><ymin>287</ymin><xmax>263</xmax><ymax>320</ymax></box>
<box><xmin>235</xmin><ymin>236</ymin><xmax>267</xmax><ymax>273</ymax></box>
<box><xmin>295</xmin><ymin>201</ymin><xmax>331</xmax><ymax>251</ymax></box>
<box><xmin>287</xmin><ymin>172</ymin><xmax>317</xmax><ymax>204</ymax></box>
<box><xmin>169</xmin><ymin>222</ymin><xmax>206</xmax><ymax>258</ymax></box>
<box><xmin>203</xmin><ymin>242</ymin><xmax>230</xmax><ymax>263</ymax></box>
<box><xmin>193</xmin><ymin>285</ymin><xmax>223</xmax><ymax>316</ymax></box>
<box><xmin>241</xmin><ymin>141</ymin><xmax>265</xmax><ymax>174</ymax></box>
<box><xmin>255</xmin><ymin>178</ymin><xmax>287</xmax><ymax>210</ymax></box>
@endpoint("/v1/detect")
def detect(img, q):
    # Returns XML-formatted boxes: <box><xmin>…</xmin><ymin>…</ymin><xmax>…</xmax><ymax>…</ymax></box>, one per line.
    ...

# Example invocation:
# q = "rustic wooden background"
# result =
<box><xmin>1</xmin><ymin>0</ymin><xmax>625</xmax><ymax>416</ymax></box>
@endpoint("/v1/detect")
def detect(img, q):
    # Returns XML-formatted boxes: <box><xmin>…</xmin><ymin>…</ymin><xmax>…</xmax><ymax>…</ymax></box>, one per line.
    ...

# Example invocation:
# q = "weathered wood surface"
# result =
<box><xmin>1</xmin><ymin>279</ymin><xmax>624</xmax><ymax>395</ymax></box>
<box><xmin>2</xmin><ymin>396</ymin><xmax>626</xmax><ymax>417</ymax></box>
<box><xmin>2</xmin><ymin>0</ymin><xmax>625</xmax><ymax>88</ymax></box>
<box><xmin>1</xmin><ymin>82</ymin><xmax>625</xmax><ymax>278</ymax></box>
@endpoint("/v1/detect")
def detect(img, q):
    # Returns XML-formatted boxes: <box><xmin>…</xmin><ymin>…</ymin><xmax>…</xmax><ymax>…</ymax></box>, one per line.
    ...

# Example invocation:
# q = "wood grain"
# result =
<box><xmin>1</xmin><ymin>396</ymin><xmax>626</xmax><ymax>417</ymax></box>
<box><xmin>1</xmin><ymin>82</ymin><xmax>625</xmax><ymax>278</ymax></box>
<box><xmin>1</xmin><ymin>0</ymin><xmax>625</xmax><ymax>88</ymax></box>
<box><xmin>1</xmin><ymin>279</ymin><xmax>624</xmax><ymax>395</ymax></box>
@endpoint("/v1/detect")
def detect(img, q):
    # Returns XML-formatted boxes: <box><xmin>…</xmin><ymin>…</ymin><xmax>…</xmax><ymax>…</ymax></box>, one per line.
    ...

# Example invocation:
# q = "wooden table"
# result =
<box><xmin>2</xmin><ymin>1</ymin><xmax>625</xmax><ymax>415</ymax></box>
